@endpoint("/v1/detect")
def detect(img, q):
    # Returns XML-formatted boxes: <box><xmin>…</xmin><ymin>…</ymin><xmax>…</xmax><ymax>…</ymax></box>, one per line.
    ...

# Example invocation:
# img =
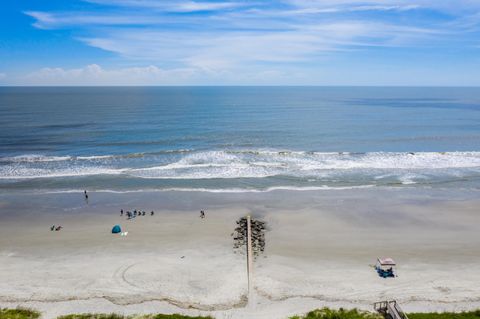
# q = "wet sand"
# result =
<box><xmin>0</xmin><ymin>188</ymin><xmax>479</xmax><ymax>318</ymax></box>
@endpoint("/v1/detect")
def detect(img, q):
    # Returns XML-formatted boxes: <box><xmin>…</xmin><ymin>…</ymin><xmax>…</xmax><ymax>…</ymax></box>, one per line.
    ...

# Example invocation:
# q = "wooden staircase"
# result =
<box><xmin>374</xmin><ymin>300</ymin><xmax>409</xmax><ymax>319</ymax></box>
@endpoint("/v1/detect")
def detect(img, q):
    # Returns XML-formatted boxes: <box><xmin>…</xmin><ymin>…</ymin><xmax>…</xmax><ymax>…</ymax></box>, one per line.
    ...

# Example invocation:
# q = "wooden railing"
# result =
<box><xmin>374</xmin><ymin>300</ymin><xmax>408</xmax><ymax>319</ymax></box>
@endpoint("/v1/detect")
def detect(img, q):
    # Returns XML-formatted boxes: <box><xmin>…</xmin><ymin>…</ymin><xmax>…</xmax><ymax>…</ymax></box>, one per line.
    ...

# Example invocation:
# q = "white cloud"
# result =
<box><xmin>12</xmin><ymin>61</ymin><xmax>480</xmax><ymax>86</ymax></box>
<box><xmin>283</xmin><ymin>0</ymin><xmax>480</xmax><ymax>12</ymax></box>
<box><xmin>22</xmin><ymin>64</ymin><xmax>197</xmax><ymax>85</ymax></box>
<box><xmin>24</xmin><ymin>11</ymin><xmax>171</xmax><ymax>28</ymax></box>
<box><xmin>349</xmin><ymin>5</ymin><xmax>421</xmax><ymax>12</ymax></box>
<box><xmin>17</xmin><ymin>0</ymin><xmax>480</xmax><ymax>85</ymax></box>
<box><xmin>251</xmin><ymin>4</ymin><xmax>421</xmax><ymax>17</ymax></box>
<box><xmin>77</xmin><ymin>20</ymin><xmax>439</xmax><ymax>71</ymax></box>
<box><xmin>173</xmin><ymin>1</ymin><xmax>245</xmax><ymax>12</ymax></box>
<box><xmin>24</xmin><ymin>0</ymin><xmax>465</xmax><ymax>64</ymax></box>
<box><xmin>84</xmin><ymin>0</ymin><xmax>245</xmax><ymax>12</ymax></box>
<box><xmin>88</xmin><ymin>0</ymin><xmax>480</xmax><ymax>13</ymax></box>
<box><xmin>17</xmin><ymin>63</ymin><xmax>321</xmax><ymax>85</ymax></box>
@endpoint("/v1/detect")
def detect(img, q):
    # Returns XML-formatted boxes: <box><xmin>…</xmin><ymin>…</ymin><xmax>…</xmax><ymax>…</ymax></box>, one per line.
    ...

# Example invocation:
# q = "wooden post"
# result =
<box><xmin>246</xmin><ymin>215</ymin><xmax>253</xmax><ymax>298</ymax></box>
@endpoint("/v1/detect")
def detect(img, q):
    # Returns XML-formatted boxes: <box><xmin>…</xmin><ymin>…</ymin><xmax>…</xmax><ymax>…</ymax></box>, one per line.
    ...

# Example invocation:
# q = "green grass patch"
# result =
<box><xmin>0</xmin><ymin>308</ymin><xmax>40</xmax><ymax>319</ymax></box>
<box><xmin>58</xmin><ymin>314</ymin><xmax>213</xmax><ymax>319</ymax></box>
<box><xmin>289</xmin><ymin>308</ymin><xmax>382</xmax><ymax>319</ymax></box>
<box><xmin>58</xmin><ymin>315</ymin><xmax>125</xmax><ymax>319</ymax></box>
<box><xmin>144</xmin><ymin>315</ymin><xmax>214</xmax><ymax>319</ymax></box>
<box><xmin>3</xmin><ymin>307</ymin><xmax>480</xmax><ymax>319</ymax></box>
<box><xmin>290</xmin><ymin>309</ymin><xmax>480</xmax><ymax>319</ymax></box>
<box><xmin>408</xmin><ymin>311</ymin><xmax>480</xmax><ymax>319</ymax></box>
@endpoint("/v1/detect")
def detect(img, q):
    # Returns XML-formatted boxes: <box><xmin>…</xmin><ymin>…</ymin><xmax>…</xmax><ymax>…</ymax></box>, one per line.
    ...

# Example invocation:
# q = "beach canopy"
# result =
<box><xmin>112</xmin><ymin>225</ymin><xmax>122</xmax><ymax>234</ymax></box>
<box><xmin>377</xmin><ymin>257</ymin><xmax>396</xmax><ymax>266</ymax></box>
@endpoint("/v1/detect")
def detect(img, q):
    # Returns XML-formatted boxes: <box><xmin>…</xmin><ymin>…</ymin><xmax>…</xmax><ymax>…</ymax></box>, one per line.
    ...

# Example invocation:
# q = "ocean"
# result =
<box><xmin>1</xmin><ymin>86</ymin><xmax>480</xmax><ymax>193</ymax></box>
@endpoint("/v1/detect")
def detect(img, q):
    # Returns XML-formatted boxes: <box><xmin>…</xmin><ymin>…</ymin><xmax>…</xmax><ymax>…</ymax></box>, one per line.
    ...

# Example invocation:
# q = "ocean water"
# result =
<box><xmin>1</xmin><ymin>86</ymin><xmax>480</xmax><ymax>193</ymax></box>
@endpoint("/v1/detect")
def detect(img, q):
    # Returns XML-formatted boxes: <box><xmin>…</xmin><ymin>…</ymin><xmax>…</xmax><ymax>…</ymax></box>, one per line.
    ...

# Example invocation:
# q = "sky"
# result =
<box><xmin>0</xmin><ymin>0</ymin><xmax>479</xmax><ymax>86</ymax></box>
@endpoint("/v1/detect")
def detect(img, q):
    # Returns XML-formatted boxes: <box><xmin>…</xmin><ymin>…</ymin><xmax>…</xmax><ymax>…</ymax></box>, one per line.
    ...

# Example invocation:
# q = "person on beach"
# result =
<box><xmin>200</xmin><ymin>210</ymin><xmax>205</xmax><ymax>219</ymax></box>
<box><xmin>150</xmin><ymin>211</ymin><xmax>154</xmax><ymax>216</ymax></box>
<box><xmin>120</xmin><ymin>209</ymin><xmax>123</xmax><ymax>216</ymax></box>
<box><xmin>84</xmin><ymin>190</ymin><xmax>88</xmax><ymax>203</ymax></box>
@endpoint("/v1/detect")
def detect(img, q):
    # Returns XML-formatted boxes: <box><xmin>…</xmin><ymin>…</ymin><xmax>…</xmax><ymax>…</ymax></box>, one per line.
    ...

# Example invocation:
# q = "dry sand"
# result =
<box><xmin>0</xmin><ymin>188</ymin><xmax>479</xmax><ymax>318</ymax></box>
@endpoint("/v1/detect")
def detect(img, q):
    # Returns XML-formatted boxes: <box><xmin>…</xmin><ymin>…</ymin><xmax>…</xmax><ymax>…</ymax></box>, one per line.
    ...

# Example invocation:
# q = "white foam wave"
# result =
<box><xmin>76</xmin><ymin>155</ymin><xmax>115</xmax><ymax>160</ymax></box>
<box><xmin>0</xmin><ymin>166</ymin><xmax>124</xmax><ymax>179</ymax></box>
<box><xmin>0</xmin><ymin>149</ymin><xmax>194</xmax><ymax>163</ymax></box>
<box><xmin>1</xmin><ymin>154</ymin><xmax>73</xmax><ymax>162</ymax></box>
<box><xmin>1</xmin><ymin>150</ymin><xmax>480</xmax><ymax>180</ymax></box>
<box><xmin>128</xmin><ymin>163</ymin><xmax>273</xmax><ymax>179</ymax></box>
<box><xmin>37</xmin><ymin>185</ymin><xmax>376</xmax><ymax>195</ymax></box>
<box><xmin>0</xmin><ymin>154</ymin><xmax>114</xmax><ymax>163</ymax></box>
<box><xmin>125</xmin><ymin>151</ymin><xmax>480</xmax><ymax>179</ymax></box>
<box><xmin>398</xmin><ymin>173</ymin><xmax>426</xmax><ymax>185</ymax></box>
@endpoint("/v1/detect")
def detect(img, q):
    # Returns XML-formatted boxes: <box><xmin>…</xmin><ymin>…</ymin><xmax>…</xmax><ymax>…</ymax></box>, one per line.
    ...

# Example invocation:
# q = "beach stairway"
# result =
<box><xmin>374</xmin><ymin>300</ymin><xmax>409</xmax><ymax>319</ymax></box>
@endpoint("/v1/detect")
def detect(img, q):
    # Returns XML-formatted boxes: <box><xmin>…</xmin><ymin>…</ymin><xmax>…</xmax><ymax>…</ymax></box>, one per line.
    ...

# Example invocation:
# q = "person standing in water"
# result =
<box><xmin>84</xmin><ymin>190</ymin><xmax>89</xmax><ymax>204</ymax></box>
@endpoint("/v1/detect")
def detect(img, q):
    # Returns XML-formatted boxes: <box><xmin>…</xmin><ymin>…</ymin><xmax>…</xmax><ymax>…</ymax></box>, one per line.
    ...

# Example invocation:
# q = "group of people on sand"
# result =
<box><xmin>120</xmin><ymin>208</ymin><xmax>206</xmax><ymax>219</ymax></box>
<box><xmin>120</xmin><ymin>209</ymin><xmax>154</xmax><ymax>219</ymax></box>
<box><xmin>83</xmin><ymin>190</ymin><xmax>206</xmax><ymax>221</ymax></box>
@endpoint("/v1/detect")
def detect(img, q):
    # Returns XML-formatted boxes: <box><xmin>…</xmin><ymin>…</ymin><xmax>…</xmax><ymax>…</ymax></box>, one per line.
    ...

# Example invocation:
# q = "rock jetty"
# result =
<box><xmin>232</xmin><ymin>216</ymin><xmax>266</xmax><ymax>257</ymax></box>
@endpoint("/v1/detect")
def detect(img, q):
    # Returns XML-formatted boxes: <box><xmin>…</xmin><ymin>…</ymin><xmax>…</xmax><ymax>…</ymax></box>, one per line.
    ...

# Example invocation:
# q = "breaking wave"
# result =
<box><xmin>1</xmin><ymin>150</ymin><xmax>480</xmax><ymax>188</ymax></box>
<box><xmin>40</xmin><ymin>185</ymin><xmax>377</xmax><ymax>194</ymax></box>
<box><xmin>0</xmin><ymin>149</ymin><xmax>194</xmax><ymax>163</ymax></box>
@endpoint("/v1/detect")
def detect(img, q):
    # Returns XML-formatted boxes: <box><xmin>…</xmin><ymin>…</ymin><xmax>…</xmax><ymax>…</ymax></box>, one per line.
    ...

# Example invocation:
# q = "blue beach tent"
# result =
<box><xmin>112</xmin><ymin>225</ymin><xmax>122</xmax><ymax>234</ymax></box>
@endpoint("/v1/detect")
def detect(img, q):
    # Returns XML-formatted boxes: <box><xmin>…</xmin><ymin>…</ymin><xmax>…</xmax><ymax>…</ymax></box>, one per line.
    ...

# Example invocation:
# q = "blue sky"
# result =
<box><xmin>1</xmin><ymin>0</ymin><xmax>479</xmax><ymax>85</ymax></box>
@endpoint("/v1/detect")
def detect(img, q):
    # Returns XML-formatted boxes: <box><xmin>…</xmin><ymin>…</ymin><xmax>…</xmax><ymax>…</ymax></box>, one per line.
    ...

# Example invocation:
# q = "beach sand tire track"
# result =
<box><xmin>113</xmin><ymin>263</ymin><xmax>147</xmax><ymax>292</ymax></box>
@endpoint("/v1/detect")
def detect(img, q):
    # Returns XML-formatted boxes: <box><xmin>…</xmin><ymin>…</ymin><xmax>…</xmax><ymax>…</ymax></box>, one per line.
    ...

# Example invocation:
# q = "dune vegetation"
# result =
<box><xmin>2</xmin><ymin>308</ymin><xmax>480</xmax><ymax>319</ymax></box>
<box><xmin>289</xmin><ymin>308</ymin><xmax>480</xmax><ymax>319</ymax></box>
<box><xmin>0</xmin><ymin>311</ymin><xmax>212</xmax><ymax>319</ymax></box>
<box><xmin>289</xmin><ymin>308</ymin><xmax>382</xmax><ymax>319</ymax></box>
<box><xmin>57</xmin><ymin>314</ymin><xmax>213</xmax><ymax>319</ymax></box>
<box><xmin>408</xmin><ymin>311</ymin><xmax>480</xmax><ymax>319</ymax></box>
<box><xmin>0</xmin><ymin>308</ymin><xmax>40</xmax><ymax>319</ymax></box>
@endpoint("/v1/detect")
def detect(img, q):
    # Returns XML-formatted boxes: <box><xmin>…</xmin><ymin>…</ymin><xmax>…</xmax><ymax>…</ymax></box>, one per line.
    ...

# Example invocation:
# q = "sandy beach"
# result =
<box><xmin>0</xmin><ymin>188</ymin><xmax>479</xmax><ymax>318</ymax></box>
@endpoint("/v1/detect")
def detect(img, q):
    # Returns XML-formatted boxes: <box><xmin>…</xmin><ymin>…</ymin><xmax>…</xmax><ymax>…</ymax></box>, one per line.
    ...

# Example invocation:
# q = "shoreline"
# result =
<box><xmin>1</xmin><ymin>188</ymin><xmax>479</xmax><ymax>318</ymax></box>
